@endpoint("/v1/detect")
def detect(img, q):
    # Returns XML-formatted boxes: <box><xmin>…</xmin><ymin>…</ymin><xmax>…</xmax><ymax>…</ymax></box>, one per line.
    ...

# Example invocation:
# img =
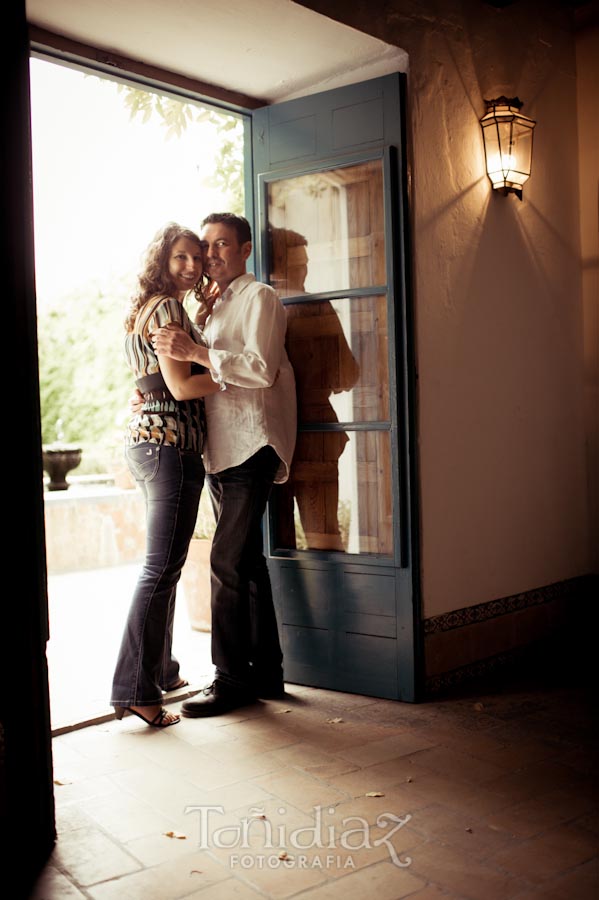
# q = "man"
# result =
<box><xmin>152</xmin><ymin>213</ymin><xmax>296</xmax><ymax>716</ymax></box>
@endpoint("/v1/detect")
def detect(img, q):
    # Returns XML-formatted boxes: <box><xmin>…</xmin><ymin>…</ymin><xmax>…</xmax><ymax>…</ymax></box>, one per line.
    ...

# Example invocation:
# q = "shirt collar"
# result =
<box><xmin>220</xmin><ymin>272</ymin><xmax>256</xmax><ymax>301</ymax></box>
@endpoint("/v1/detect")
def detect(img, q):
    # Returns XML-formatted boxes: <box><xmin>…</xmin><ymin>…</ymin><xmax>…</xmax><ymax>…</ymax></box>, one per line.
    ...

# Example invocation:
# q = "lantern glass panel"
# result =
<box><xmin>481</xmin><ymin>103</ymin><xmax>535</xmax><ymax>192</ymax></box>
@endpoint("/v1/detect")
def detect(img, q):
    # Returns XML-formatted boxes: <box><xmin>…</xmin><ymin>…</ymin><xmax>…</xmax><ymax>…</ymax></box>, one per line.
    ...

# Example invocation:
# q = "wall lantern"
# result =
<box><xmin>480</xmin><ymin>96</ymin><xmax>536</xmax><ymax>200</ymax></box>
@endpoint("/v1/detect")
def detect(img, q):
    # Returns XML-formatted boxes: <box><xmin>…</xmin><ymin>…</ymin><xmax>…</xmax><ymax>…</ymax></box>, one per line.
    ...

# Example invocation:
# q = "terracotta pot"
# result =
<box><xmin>181</xmin><ymin>538</ymin><xmax>212</xmax><ymax>631</ymax></box>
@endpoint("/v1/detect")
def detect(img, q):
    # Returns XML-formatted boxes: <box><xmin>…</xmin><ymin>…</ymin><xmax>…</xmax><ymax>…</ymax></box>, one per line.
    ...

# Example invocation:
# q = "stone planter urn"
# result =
<box><xmin>42</xmin><ymin>444</ymin><xmax>82</xmax><ymax>491</ymax></box>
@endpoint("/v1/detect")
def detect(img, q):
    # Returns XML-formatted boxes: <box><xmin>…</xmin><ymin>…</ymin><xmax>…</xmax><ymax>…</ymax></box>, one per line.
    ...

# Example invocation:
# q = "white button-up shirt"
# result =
<box><xmin>202</xmin><ymin>273</ymin><xmax>297</xmax><ymax>484</ymax></box>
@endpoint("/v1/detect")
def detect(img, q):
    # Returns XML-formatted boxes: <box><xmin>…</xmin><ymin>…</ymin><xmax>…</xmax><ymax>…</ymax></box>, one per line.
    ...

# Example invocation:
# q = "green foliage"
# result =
<box><xmin>194</xmin><ymin>108</ymin><xmax>245</xmax><ymax>213</ymax></box>
<box><xmin>38</xmin><ymin>279</ymin><xmax>132</xmax><ymax>455</ymax></box>
<box><xmin>117</xmin><ymin>85</ymin><xmax>245</xmax><ymax>213</ymax></box>
<box><xmin>37</xmin><ymin>83</ymin><xmax>246</xmax><ymax>472</ymax></box>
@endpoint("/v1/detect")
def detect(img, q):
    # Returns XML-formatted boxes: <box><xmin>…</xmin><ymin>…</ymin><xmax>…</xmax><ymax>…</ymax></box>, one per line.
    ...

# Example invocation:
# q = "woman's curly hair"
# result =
<box><xmin>125</xmin><ymin>222</ymin><xmax>209</xmax><ymax>332</ymax></box>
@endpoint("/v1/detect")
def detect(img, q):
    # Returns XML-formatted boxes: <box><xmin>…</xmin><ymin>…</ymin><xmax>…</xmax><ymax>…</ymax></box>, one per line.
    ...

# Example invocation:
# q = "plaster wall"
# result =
<box><xmin>299</xmin><ymin>0</ymin><xmax>591</xmax><ymax>617</ymax></box>
<box><xmin>575</xmin><ymin>17</ymin><xmax>599</xmax><ymax>575</ymax></box>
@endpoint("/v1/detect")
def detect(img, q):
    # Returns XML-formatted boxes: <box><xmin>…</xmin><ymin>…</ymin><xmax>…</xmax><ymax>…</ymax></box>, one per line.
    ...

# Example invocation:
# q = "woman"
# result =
<box><xmin>111</xmin><ymin>223</ymin><xmax>221</xmax><ymax>727</ymax></box>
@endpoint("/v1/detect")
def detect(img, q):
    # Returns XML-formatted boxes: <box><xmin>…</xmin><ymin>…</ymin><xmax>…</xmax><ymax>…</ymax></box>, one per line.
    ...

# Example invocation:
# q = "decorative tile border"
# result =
<box><xmin>423</xmin><ymin>575</ymin><xmax>588</xmax><ymax>635</ymax></box>
<box><xmin>423</xmin><ymin>574</ymin><xmax>596</xmax><ymax>695</ymax></box>
<box><xmin>425</xmin><ymin>646</ymin><xmax>530</xmax><ymax>695</ymax></box>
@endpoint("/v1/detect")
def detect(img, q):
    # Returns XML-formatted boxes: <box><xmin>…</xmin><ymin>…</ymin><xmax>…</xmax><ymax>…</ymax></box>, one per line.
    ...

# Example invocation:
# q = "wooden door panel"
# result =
<box><xmin>254</xmin><ymin>74</ymin><xmax>417</xmax><ymax>700</ymax></box>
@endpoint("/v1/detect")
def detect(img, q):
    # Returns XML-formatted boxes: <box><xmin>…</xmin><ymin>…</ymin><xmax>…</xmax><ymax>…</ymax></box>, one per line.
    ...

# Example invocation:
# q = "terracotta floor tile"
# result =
<box><xmin>406</xmin><ymin>802</ymin><xmax>515</xmax><ymax>859</ymax></box>
<box><xmin>489</xmin><ymin>823</ymin><xmax>597</xmax><ymax>884</ymax></box>
<box><xmin>119</xmin><ymin>728</ymin><xmax>217</xmax><ymax>774</ymax></box>
<box><xmin>574</xmin><ymin>809</ymin><xmax>599</xmax><ymax>836</ymax></box>
<box><xmin>252</xmin><ymin>769</ymin><xmax>349</xmax><ymax>813</ymax></box>
<box><xmin>272</xmin><ymin>741</ymin><xmax>357</xmax><ymax>779</ymax></box>
<box><xmin>485</xmin><ymin>720</ymin><xmax>578</xmax><ymax>754</ymax></box>
<box><xmin>124</xmin><ymin>830</ymin><xmax>209</xmax><ymax>867</ymax></box>
<box><xmin>174</xmin><ymin>719</ymin><xmax>241</xmax><ymax>748</ymax></box>
<box><xmin>408</xmin><ymin>841</ymin><xmax>521</xmax><ymax>900</ymax></box>
<box><xmin>328</xmin><ymin>789</ymin><xmax>418</xmax><ymax>829</ymax></box>
<box><xmin>335</xmin><ymin>731</ymin><xmax>438</xmax><ymax>767</ymax></box>
<box><xmin>294</xmin><ymin>859</ymin><xmax>426</xmax><ymax>899</ymax></box>
<box><xmin>351</xmin><ymin>700</ymin><xmax>442</xmax><ymax>727</ymax></box>
<box><xmin>313</xmin><ymin>692</ymin><xmax>382</xmax><ymax>710</ymax></box>
<box><xmin>52</xmin><ymin>825</ymin><xmax>141</xmax><ymax>887</ymax></box>
<box><xmin>322</xmin><ymin>755</ymin><xmax>431</xmax><ymax>797</ymax></box>
<box><xmin>82</xmin><ymin>786</ymin><xmax>179</xmax><ymax>844</ymax></box>
<box><xmin>30</xmin><ymin>865</ymin><xmax>88</xmax><ymax>899</ymax></box>
<box><xmin>407</xmin><ymin>745</ymin><xmax>507</xmax><ymax>785</ymax></box>
<box><xmin>484</xmin><ymin>759</ymin><xmax>590</xmax><ymax>804</ymax></box>
<box><xmin>196</xmin><ymin>737</ymin><xmax>292</xmax><ymax>764</ymax></box>
<box><xmin>181</xmin><ymin>795</ymin><xmax>321</xmax><ymax>867</ymax></box>
<box><xmin>223</xmin><ymin>850</ymin><xmax>329</xmax><ymax>898</ymax></box>
<box><xmin>401</xmin><ymin>887</ymin><xmax>468</xmax><ymax>900</ymax></box>
<box><xmin>558</xmin><ymin>744</ymin><xmax>599</xmax><ymax>776</ymax></box>
<box><xmin>447</xmin><ymin>734</ymin><xmax>558</xmax><ymax>770</ymax></box>
<box><xmin>108</xmin><ymin>763</ymin><xmax>213</xmax><ymax>826</ymax></box>
<box><xmin>537</xmin><ymin>858</ymin><xmax>599</xmax><ymax>900</ymax></box>
<box><xmin>320</xmin><ymin>837</ymin><xmax>397</xmax><ymax>878</ymax></box>
<box><xmin>206</xmin><ymin>724</ymin><xmax>298</xmax><ymax>753</ymax></box>
<box><xmin>85</xmin><ymin>851</ymin><xmax>229</xmax><ymax>899</ymax></box>
<box><xmin>35</xmin><ymin>676</ymin><xmax>595</xmax><ymax>900</ymax></box>
<box><xmin>52</xmin><ymin>773</ymin><xmax>119</xmax><ymax>808</ymax></box>
<box><xmin>202</xmin><ymin>779</ymin><xmax>277</xmax><ymax>814</ymax></box>
<box><xmin>386</xmin><ymin>770</ymin><xmax>510</xmax><ymax>818</ymax></box>
<box><xmin>183</xmin><ymin>879</ymin><xmax>269</xmax><ymax>899</ymax></box>
<box><xmin>510</xmin><ymin>858</ymin><xmax>599</xmax><ymax>900</ymax></box>
<box><xmin>55</xmin><ymin>803</ymin><xmax>96</xmax><ymax>835</ymax></box>
<box><xmin>486</xmin><ymin>787</ymin><xmax>597</xmax><ymax>839</ymax></box>
<box><xmin>207</xmin><ymin>836</ymin><xmax>345</xmax><ymax>890</ymax></box>
<box><xmin>185</xmin><ymin>756</ymin><xmax>271</xmax><ymax>791</ymax></box>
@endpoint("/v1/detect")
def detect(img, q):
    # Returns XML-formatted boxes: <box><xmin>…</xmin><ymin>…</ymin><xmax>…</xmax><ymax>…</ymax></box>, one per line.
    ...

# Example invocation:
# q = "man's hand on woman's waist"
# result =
<box><xmin>151</xmin><ymin>324</ymin><xmax>210</xmax><ymax>367</ymax></box>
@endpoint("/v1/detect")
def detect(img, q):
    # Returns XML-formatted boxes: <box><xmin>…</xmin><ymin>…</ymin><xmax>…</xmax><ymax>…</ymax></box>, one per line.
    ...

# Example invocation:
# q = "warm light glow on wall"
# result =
<box><xmin>480</xmin><ymin>96</ymin><xmax>536</xmax><ymax>200</ymax></box>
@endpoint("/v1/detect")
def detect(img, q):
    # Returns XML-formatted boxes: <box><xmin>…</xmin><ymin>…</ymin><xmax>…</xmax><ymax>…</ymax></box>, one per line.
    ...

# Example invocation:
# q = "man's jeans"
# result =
<box><xmin>111</xmin><ymin>444</ymin><xmax>204</xmax><ymax>707</ymax></box>
<box><xmin>207</xmin><ymin>446</ymin><xmax>283</xmax><ymax>691</ymax></box>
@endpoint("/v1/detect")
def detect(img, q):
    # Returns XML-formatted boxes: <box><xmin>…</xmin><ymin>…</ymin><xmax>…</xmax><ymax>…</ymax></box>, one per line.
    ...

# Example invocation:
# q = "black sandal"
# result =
<box><xmin>114</xmin><ymin>706</ymin><xmax>180</xmax><ymax>728</ymax></box>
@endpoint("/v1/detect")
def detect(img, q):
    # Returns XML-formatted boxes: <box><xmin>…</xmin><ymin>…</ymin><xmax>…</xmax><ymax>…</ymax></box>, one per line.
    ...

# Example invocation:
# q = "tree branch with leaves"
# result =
<box><xmin>117</xmin><ymin>84</ymin><xmax>244</xmax><ymax>213</ymax></box>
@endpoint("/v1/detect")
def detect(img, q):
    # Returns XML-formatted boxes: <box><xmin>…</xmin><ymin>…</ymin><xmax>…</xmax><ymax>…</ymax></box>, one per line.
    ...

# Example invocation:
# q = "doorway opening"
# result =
<box><xmin>29</xmin><ymin>54</ymin><xmax>246</xmax><ymax>731</ymax></box>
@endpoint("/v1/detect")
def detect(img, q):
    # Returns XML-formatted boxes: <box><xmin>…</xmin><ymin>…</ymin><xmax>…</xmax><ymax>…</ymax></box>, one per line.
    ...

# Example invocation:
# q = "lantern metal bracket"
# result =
<box><xmin>484</xmin><ymin>95</ymin><xmax>523</xmax><ymax>111</ymax></box>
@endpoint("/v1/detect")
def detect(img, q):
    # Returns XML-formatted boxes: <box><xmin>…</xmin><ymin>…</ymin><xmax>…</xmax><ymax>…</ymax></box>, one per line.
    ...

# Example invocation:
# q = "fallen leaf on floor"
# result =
<box><xmin>365</xmin><ymin>791</ymin><xmax>384</xmax><ymax>797</ymax></box>
<box><xmin>326</xmin><ymin>717</ymin><xmax>344</xmax><ymax>724</ymax></box>
<box><xmin>164</xmin><ymin>831</ymin><xmax>186</xmax><ymax>839</ymax></box>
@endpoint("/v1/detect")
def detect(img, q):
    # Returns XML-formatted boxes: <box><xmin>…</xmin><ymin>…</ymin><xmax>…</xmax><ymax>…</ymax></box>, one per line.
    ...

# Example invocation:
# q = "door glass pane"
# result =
<box><xmin>275</xmin><ymin>430</ymin><xmax>393</xmax><ymax>555</ymax></box>
<box><xmin>286</xmin><ymin>295</ymin><xmax>389</xmax><ymax>424</ymax></box>
<box><xmin>268</xmin><ymin>159</ymin><xmax>386</xmax><ymax>295</ymax></box>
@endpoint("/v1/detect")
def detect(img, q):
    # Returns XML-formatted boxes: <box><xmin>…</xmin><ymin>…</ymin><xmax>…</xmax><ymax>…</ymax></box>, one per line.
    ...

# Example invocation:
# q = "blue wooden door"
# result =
<box><xmin>252</xmin><ymin>74</ymin><xmax>419</xmax><ymax>701</ymax></box>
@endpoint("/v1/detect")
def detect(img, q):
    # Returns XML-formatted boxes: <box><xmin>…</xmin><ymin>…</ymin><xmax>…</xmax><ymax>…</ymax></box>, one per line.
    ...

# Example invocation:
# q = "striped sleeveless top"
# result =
<box><xmin>124</xmin><ymin>295</ymin><xmax>207</xmax><ymax>452</ymax></box>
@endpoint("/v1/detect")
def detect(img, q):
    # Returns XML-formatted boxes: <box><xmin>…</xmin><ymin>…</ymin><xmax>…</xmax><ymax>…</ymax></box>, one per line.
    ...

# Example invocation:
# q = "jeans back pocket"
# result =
<box><xmin>126</xmin><ymin>443</ymin><xmax>161</xmax><ymax>483</ymax></box>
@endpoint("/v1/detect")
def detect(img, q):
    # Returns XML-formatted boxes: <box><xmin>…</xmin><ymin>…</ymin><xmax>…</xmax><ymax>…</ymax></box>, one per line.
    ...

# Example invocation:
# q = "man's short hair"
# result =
<box><xmin>201</xmin><ymin>213</ymin><xmax>252</xmax><ymax>245</ymax></box>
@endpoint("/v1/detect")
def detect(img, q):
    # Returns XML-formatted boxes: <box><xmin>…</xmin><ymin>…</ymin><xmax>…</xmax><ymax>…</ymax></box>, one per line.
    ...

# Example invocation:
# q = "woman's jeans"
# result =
<box><xmin>207</xmin><ymin>445</ymin><xmax>283</xmax><ymax>692</ymax></box>
<box><xmin>111</xmin><ymin>444</ymin><xmax>204</xmax><ymax>707</ymax></box>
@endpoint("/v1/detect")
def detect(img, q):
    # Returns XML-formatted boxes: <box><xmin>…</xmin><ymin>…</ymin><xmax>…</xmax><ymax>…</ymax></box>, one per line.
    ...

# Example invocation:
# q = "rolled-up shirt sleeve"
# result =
<box><xmin>207</xmin><ymin>288</ymin><xmax>286</xmax><ymax>389</ymax></box>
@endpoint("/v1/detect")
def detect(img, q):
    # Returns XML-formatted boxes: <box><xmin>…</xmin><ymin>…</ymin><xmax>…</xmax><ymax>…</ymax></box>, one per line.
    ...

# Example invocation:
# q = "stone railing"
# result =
<box><xmin>43</xmin><ymin>482</ymin><xmax>146</xmax><ymax>573</ymax></box>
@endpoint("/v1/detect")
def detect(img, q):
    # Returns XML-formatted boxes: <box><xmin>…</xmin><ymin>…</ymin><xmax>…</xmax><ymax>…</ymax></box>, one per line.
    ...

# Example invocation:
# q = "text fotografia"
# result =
<box><xmin>184</xmin><ymin>804</ymin><xmax>413</xmax><ymax>869</ymax></box>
